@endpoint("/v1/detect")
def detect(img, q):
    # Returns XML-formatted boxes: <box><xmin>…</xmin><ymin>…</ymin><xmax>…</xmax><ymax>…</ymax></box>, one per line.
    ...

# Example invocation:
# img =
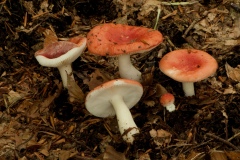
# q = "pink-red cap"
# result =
<box><xmin>160</xmin><ymin>93</ymin><xmax>175</xmax><ymax>107</ymax></box>
<box><xmin>87</xmin><ymin>23</ymin><xmax>163</xmax><ymax>56</ymax></box>
<box><xmin>159</xmin><ymin>49</ymin><xmax>218</xmax><ymax>82</ymax></box>
<box><xmin>35</xmin><ymin>36</ymin><xmax>87</xmax><ymax>67</ymax></box>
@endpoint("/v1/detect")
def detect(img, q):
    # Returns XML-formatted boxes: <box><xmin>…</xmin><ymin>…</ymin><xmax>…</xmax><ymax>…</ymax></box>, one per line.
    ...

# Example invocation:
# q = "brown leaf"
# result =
<box><xmin>43</xmin><ymin>28</ymin><xmax>58</xmax><ymax>47</ymax></box>
<box><xmin>225</xmin><ymin>151</ymin><xmax>240</xmax><ymax>160</ymax></box>
<box><xmin>137</xmin><ymin>152</ymin><xmax>151</xmax><ymax>160</ymax></box>
<box><xmin>210</xmin><ymin>150</ymin><xmax>228</xmax><ymax>160</ymax></box>
<box><xmin>97</xmin><ymin>145</ymin><xmax>126</xmax><ymax>160</ymax></box>
<box><xmin>225</xmin><ymin>63</ymin><xmax>240</xmax><ymax>82</ymax></box>
<box><xmin>67</xmin><ymin>74</ymin><xmax>85</xmax><ymax>103</ymax></box>
<box><xmin>149</xmin><ymin>129</ymin><xmax>172</xmax><ymax>147</ymax></box>
<box><xmin>83</xmin><ymin>69</ymin><xmax>112</xmax><ymax>90</ymax></box>
<box><xmin>185</xmin><ymin>150</ymin><xmax>205</xmax><ymax>160</ymax></box>
<box><xmin>155</xmin><ymin>83</ymin><xmax>168</xmax><ymax>97</ymax></box>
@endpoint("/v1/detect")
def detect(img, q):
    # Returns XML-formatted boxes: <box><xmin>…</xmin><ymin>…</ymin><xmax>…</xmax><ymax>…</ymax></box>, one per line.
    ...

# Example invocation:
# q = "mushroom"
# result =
<box><xmin>87</xmin><ymin>23</ymin><xmax>163</xmax><ymax>82</ymax></box>
<box><xmin>35</xmin><ymin>36</ymin><xmax>87</xmax><ymax>88</ymax></box>
<box><xmin>159</xmin><ymin>49</ymin><xmax>218</xmax><ymax>96</ymax></box>
<box><xmin>160</xmin><ymin>93</ymin><xmax>175</xmax><ymax>112</ymax></box>
<box><xmin>85</xmin><ymin>79</ymin><xmax>143</xmax><ymax>143</ymax></box>
<box><xmin>157</xmin><ymin>83</ymin><xmax>175</xmax><ymax>112</ymax></box>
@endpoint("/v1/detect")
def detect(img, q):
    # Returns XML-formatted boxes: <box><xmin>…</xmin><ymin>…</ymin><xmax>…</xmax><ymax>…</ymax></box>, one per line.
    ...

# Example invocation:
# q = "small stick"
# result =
<box><xmin>182</xmin><ymin>11</ymin><xmax>209</xmax><ymax>38</ymax></box>
<box><xmin>154</xmin><ymin>7</ymin><xmax>161</xmax><ymax>30</ymax></box>
<box><xmin>182</xmin><ymin>20</ymin><xmax>198</xmax><ymax>38</ymax></box>
<box><xmin>206</xmin><ymin>133</ymin><xmax>239</xmax><ymax>150</ymax></box>
<box><xmin>230</xmin><ymin>3</ymin><xmax>240</xmax><ymax>12</ymax></box>
<box><xmin>160</xmin><ymin>1</ymin><xmax>198</xmax><ymax>6</ymax></box>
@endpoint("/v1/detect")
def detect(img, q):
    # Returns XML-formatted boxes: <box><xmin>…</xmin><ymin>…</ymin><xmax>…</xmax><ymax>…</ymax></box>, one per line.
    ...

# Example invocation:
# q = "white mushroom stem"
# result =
<box><xmin>118</xmin><ymin>54</ymin><xmax>142</xmax><ymax>82</ymax></box>
<box><xmin>110</xmin><ymin>94</ymin><xmax>139</xmax><ymax>143</ymax></box>
<box><xmin>182</xmin><ymin>82</ymin><xmax>195</xmax><ymax>97</ymax></box>
<box><xmin>165</xmin><ymin>103</ymin><xmax>175</xmax><ymax>112</ymax></box>
<box><xmin>58</xmin><ymin>64</ymin><xmax>74</xmax><ymax>88</ymax></box>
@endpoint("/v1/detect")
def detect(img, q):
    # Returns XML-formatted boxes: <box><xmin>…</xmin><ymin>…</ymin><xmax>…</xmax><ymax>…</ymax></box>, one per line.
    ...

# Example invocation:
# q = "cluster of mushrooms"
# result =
<box><xmin>35</xmin><ymin>23</ymin><xmax>218</xmax><ymax>143</ymax></box>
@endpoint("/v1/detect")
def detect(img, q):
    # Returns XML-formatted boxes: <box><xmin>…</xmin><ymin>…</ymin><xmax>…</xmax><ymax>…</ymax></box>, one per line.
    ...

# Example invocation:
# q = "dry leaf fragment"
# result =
<box><xmin>3</xmin><ymin>90</ymin><xmax>25</xmax><ymax>109</ymax></box>
<box><xmin>83</xmin><ymin>69</ymin><xmax>112</xmax><ymax>90</ymax></box>
<box><xmin>210</xmin><ymin>150</ymin><xmax>228</xmax><ymax>160</ymax></box>
<box><xmin>43</xmin><ymin>28</ymin><xmax>58</xmax><ymax>47</ymax></box>
<box><xmin>149</xmin><ymin>129</ymin><xmax>172</xmax><ymax>147</ymax></box>
<box><xmin>67</xmin><ymin>74</ymin><xmax>85</xmax><ymax>103</ymax></box>
<box><xmin>138</xmin><ymin>0</ymin><xmax>160</xmax><ymax>20</ymax></box>
<box><xmin>185</xmin><ymin>150</ymin><xmax>205</xmax><ymax>160</ymax></box>
<box><xmin>224</xmin><ymin>151</ymin><xmax>240</xmax><ymax>160</ymax></box>
<box><xmin>225</xmin><ymin>62</ymin><xmax>240</xmax><ymax>82</ymax></box>
<box><xmin>97</xmin><ymin>145</ymin><xmax>126</xmax><ymax>160</ymax></box>
<box><xmin>138</xmin><ymin>151</ymin><xmax>151</xmax><ymax>160</ymax></box>
<box><xmin>223</xmin><ymin>85</ymin><xmax>237</xmax><ymax>94</ymax></box>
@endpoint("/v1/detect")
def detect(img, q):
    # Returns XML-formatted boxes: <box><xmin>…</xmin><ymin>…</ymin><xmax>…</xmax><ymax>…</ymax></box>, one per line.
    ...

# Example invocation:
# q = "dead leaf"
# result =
<box><xmin>225</xmin><ymin>63</ymin><xmax>240</xmax><ymax>82</ymax></box>
<box><xmin>210</xmin><ymin>150</ymin><xmax>228</xmax><ymax>160</ymax></box>
<box><xmin>39</xmin><ymin>93</ymin><xmax>57</xmax><ymax>113</ymax></box>
<box><xmin>225</xmin><ymin>151</ymin><xmax>240</xmax><ymax>160</ymax></box>
<box><xmin>3</xmin><ymin>90</ymin><xmax>26</xmax><ymax>109</ymax></box>
<box><xmin>137</xmin><ymin>151</ymin><xmax>151</xmax><ymax>160</ymax></box>
<box><xmin>138</xmin><ymin>0</ymin><xmax>160</xmax><ymax>20</ymax></box>
<box><xmin>155</xmin><ymin>83</ymin><xmax>168</xmax><ymax>97</ymax></box>
<box><xmin>43</xmin><ymin>28</ymin><xmax>58</xmax><ymax>47</ymax></box>
<box><xmin>83</xmin><ymin>69</ymin><xmax>112</xmax><ymax>90</ymax></box>
<box><xmin>185</xmin><ymin>150</ymin><xmax>205</xmax><ymax>160</ymax></box>
<box><xmin>143</xmin><ymin>100</ymin><xmax>155</xmax><ymax>107</ymax></box>
<box><xmin>97</xmin><ymin>145</ymin><xmax>126</xmax><ymax>160</ymax></box>
<box><xmin>149</xmin><ymin>129</ymin><xmax>172</xmax><ymax>147</ymax></box>
<box><xmin>51</xmin><ymin>148</ymin><xmax>78</xmax><ymax>160</ymax></box>
<box><xmin>223</xmin><ymin>85</ymin><xmax>237</xmax><ymax>94</ymax></box>
<box><xmin>67</xmin><ymin>74</ymin><xmax>85</xmax><ymax>103</ymax></box>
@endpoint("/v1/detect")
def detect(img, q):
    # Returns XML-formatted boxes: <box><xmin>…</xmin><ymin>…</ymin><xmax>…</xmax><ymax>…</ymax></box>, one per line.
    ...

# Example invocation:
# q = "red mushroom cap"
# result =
<box><xmin>35</xmin><ymin>41</ymin><xmax>78</xmax><ymax>59</ymax></box>
<box><xmin>160</xmin><ymin>93</ymin><xmax>175</xmax><ymax>107</ymax></box>
<box><xmin>35</xmin><ymin>36</ymin><xmax>87</xmax><ymax>67</ymax></box>
<box><xmin>159</xmin><ymin>49</ymin><xmax>218</xmax><ymax>82</ymax></box>
<box><xmin>35</xmin><ymin>36</ymin><xmax>86</xmax><ymax>59</ymax></box>
<box><xmin>87</xmin><ymin>23</ymin><xmax>163</xmax><ymax>56</ymax></box>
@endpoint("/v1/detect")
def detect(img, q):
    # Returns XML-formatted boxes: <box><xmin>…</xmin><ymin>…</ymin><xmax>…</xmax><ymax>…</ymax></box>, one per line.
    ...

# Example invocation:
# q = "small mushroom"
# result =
<box><xmin>160</xmin><ymin>93</ymin><xmax>175</xmax><ymax>112</ymax></box>
<box><xmin>85</xmin><ymin>79</ymin><xmax>143</xmax><ymax>143</ymax></box>
<box><xmin>159</xmin><ymin>49</ymin><xmax>218</xmax><ymax>96</ymax></box>
<box><xmin>35</xmin><ymin>36</ymin><xmax>87</xmax><ymax>88</ymax></box>
<box><xmin>87</xmin><ymin>23</ymin><xmax>163</xmax><ymax>82</ymax></box>
<box><xmin>157</xmin><ymin>83</ymin><xmax>175</xmax><ymax>112</ymax></box>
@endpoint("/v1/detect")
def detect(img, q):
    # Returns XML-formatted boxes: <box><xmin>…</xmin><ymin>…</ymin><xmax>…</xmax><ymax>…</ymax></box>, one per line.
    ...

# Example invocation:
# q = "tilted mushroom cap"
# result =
<box><xmin>85</xmin><ymin>79</ymin><xmax>143</xmax><ymax>118</ymax></box>
<box><xmin>159</xmin><ymin>49</ymin><xmax>218</xmax><ymax>82</ymax></box>
<box><xmin>87</xmin><ymin>23</ymin><xmax>163</xmax><ymax>56</ymax></box>
<box><xmin>35</xmin><ymin>36</ymin><xmax>87</xmax><ymax>67</ymax></box>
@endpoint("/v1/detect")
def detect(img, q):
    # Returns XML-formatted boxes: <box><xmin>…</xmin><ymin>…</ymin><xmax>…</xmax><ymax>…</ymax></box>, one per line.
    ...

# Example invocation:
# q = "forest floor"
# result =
<box><xmin>0</xmin><ymin>0</ymin><xmax>240</xmax><ymax>159</ymax></box>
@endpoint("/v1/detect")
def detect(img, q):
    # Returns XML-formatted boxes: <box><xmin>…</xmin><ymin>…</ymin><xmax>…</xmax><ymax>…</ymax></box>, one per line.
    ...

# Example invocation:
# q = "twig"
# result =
<box><xmin>16</xmin><ymin>132</ymin><xmax>36</xmax><ymax>150</ymax></box>
<box><xmin>182</xmin><ymin>10</ymin><xmax>209</xmax><ymax>38</ymax></box>
<box><xmin>228</xmin><ymin>131</ymin><xmax>240</xmax><ymax>141</ymax></box>
<box><xmin>206</xmin><ymin>133</ymin><xmax>239</xmax><ymax>150</ymax></box>
<box><xmin>230</xmin><ymin>3</ymin><xmax>240</xmax><ymax>12</ymax></box>
<box><xmin>154</xmin><ymin>7</ymin><xmax>161</xmax><ymax>30</ymax></box>
<box><xmin>165</xmin><ymin>36</ymin><xmax>178</xmax><ymax>49</ymax></box>
<box><xmin>160</xmin><ymin>1</ymin><xmax>198</xmax><ymax>6</ymax></box>
<box><xmin>182</xmin><ymin>20</ymin><xmax>198</xmax><ymax>39</ymax></box>
<box><xmin>182</xmin><ymin>139</ymin><xmax>212</xmax><ymax>154</ymax></box>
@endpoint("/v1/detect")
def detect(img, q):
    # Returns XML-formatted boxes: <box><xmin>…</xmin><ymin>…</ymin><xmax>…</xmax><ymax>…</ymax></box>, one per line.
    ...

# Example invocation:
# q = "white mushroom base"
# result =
<box><xmin>110</xmin><ymin>94</ymin><xmax>139</xmax><ymax>143</ymax></box>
